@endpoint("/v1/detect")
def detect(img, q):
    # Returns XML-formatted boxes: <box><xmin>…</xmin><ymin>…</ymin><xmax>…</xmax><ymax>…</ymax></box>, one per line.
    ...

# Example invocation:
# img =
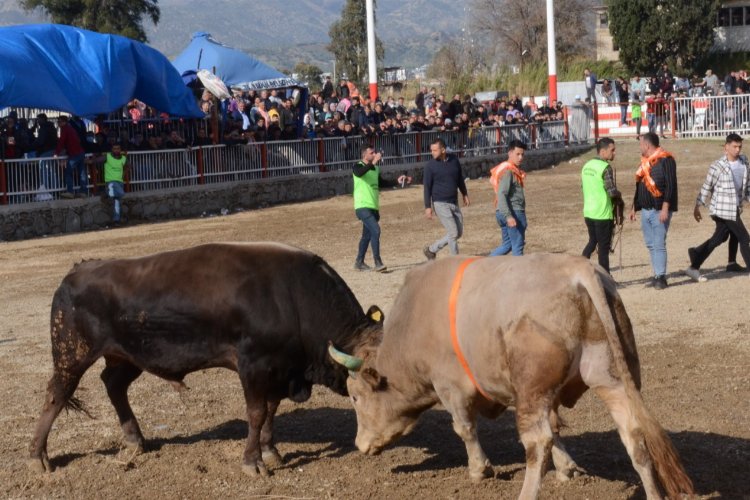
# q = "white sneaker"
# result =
<box><xmin>684</xmin><ymin>267</ymin><xmax>707</xmax><ymax>282</ymax></box>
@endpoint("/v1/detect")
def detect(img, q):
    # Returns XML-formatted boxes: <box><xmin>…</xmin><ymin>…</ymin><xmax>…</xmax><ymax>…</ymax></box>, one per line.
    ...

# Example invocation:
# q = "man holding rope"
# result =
<box><xmin>581</xmin><ymin>137</ymin><xmax>624</xmax><ymax>273</ymax></box>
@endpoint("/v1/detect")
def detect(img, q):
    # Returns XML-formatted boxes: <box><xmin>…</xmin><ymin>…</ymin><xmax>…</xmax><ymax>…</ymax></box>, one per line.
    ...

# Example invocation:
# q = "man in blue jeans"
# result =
<box><xmin>489</xmin><ymin>140</ymin><xmax>528</xmax><ymax>256</ymax></box>
<box><xmin>629</xmin><ymin>132</ymin><xmax>678</xmax><ymax>289</ymax></box>
<box><xmin>352</xmin><ymin>146</ymin><xmax>411</xmax><ymax>272</ymax></box>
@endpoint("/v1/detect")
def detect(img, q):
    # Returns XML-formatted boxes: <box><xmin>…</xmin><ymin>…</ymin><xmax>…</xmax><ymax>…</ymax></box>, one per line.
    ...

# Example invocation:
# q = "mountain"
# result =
<box><xmin>0</xmin><ymin>0</ymin><xmax>466</xmax><ymax>70</ymax></box>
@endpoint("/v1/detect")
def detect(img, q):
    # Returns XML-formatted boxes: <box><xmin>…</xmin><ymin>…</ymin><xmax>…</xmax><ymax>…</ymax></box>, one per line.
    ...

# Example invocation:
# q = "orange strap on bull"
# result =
<box><xmin>449</xmin><ymin>257</ymin><xmax>492</xmax><ymax>401</ymax></box>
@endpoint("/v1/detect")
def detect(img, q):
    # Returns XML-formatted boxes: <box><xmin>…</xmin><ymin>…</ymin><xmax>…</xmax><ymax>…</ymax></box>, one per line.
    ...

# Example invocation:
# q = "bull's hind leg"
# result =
<box><xmin>100</xmin><ymin>358</ymin><xmax>145</xmax><ymax>451</ymax></box>
<box><xmin>29</xmin><ymin>317</ymin><xmax>98</xmax><ymax>472</ymax></box>
<box><xmin>594</xmin><ymin>385</ymin><xmax>662</xmax><ymax>500</ymax></box>
<box><xmin>260</xmin><ymin>400</ymin><xmax>283</xmax><ymax>466</ymax></box>
<box><xmin>515</xmin><ymin>398</ymin><xmax>554</xmax><ymax>500</ymax></box>
<box><xmin>550</xmin><ymin>406</ymin><xmax>586</xmax><ymax>482</ymax></box>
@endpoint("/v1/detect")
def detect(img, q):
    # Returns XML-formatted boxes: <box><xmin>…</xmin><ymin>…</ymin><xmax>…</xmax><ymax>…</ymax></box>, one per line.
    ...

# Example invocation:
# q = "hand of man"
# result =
<box><xmin>693</xmin><ymin>205</ymin><xmax>702</xmax><ymax>222</ymax></box>
<box><xmin>507</xmin><ymin>216</ymin><xmax>517</xmax><ymax>228</ymax></box>
<box><xmin>659</xmin><ymin>206</ymin><xmax>670</xmax><ymax>223</ymax></box>
<box><xmin>424</xmin><ymin>207</ymin><xmax>433</xmax><ymax>219</ymax></box>
<box><xmin>373</xmin><ymin>152</ymin><xmax>382</xmax><ymax>164</ymax></box>
<box><xmin>493</xmin><ymin>197</ymin><xmax>498</xmax><ymax>209</ymax></box>
<box><xmin>628</xmin><ymin>206</ymin><xmax>636</xmax><ymax>222</ymax></box>
<box><xmin>463</xmin><ymin>195</ymin><xmax>470</xmax><ymax>207</ymax></box>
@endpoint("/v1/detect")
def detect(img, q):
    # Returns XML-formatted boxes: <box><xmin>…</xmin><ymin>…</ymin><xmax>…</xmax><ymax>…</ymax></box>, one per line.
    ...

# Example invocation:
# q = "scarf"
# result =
<box><xmin>489</xmin><ymin>161</ymin><xmax>526</xmax><ymax>192</ymax></box>
<box><xmin>635</xmin><ymin>148</ymin><xmax>672</xmax><ymax>198</ymax></box>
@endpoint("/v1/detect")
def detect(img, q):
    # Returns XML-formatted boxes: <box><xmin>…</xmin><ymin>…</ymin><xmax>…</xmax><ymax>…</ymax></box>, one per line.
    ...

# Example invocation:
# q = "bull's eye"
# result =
<box><xmin>351</xmin><ymin>395</ymin><xmax>358</xmax><ymax>404</ymax></box>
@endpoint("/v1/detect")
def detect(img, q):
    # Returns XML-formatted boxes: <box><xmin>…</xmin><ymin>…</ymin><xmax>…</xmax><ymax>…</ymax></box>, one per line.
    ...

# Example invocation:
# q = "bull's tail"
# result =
<box><xmin>578</xmin><ymin>267</ymin><xmax>694</xmax><ymax>499</ymax></box>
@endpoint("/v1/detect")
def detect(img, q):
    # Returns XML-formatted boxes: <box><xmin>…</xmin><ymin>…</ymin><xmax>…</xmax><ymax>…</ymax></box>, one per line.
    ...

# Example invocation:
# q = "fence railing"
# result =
<box><xmin>673</xmin><ymin>93</ymin><xmax>750</xmax><ymax>138</ymax></box>
<box><xmin>0</xmin><ymin>121</ymin><xmax>584</xmax><ymax>205</ymax></box>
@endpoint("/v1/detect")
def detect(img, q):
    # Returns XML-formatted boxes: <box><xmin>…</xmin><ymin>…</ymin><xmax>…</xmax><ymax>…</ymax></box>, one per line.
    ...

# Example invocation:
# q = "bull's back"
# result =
<box><xmin>51</xmin><ymin>243</ymin><xmax>365</xmax><ymax>381</ymax></box>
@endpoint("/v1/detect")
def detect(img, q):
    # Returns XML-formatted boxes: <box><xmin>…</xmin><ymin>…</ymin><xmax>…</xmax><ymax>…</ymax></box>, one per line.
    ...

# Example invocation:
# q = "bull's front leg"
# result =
<box><xmin>239</xmin><ymin>377</ymin><xmax>269</xmax><ymax>477</ymax></box>
<box><xmin>260</xmin><ymin>400</ymin><xmax>283</xmax><ymax>467</ymax></box>
<box><xmin>435</xmin><ymin>383</ymin><xmax>493</xmax><ymax>481</ymax></box>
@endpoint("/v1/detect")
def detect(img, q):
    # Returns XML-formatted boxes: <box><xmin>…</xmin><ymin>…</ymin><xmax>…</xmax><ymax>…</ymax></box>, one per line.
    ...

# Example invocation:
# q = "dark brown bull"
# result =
<box><xmin>29</xmin><ymin>242</ymin><xmax>382</xmax><ymax>476</ymax></box>
<box><xmin>331</xmin><ymin>254</ymin><xmax>694</xmax><ymax>499</ymax></box>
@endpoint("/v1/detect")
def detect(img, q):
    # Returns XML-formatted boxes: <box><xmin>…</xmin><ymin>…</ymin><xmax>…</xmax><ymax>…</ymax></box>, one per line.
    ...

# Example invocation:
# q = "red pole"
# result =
<box><xmin>670</xmin><ymin>98</ymin><xmax>677</xmax><ymax>138</ymax></box>
<box><xmin>415</xmin><ymin>132</ymin><xmax>422</xmax><ymax>162</ymax></box>
<box><xmin>563</xmin><ymin>106</ymin><xmax>570</xmax><ymax>146</ymax></box>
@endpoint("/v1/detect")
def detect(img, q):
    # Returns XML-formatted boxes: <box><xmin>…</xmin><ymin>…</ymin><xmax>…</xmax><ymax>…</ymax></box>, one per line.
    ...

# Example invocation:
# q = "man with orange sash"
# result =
<box><xmin>628</xmin><ymin>133</ymin><xmax>678</xmax><ymax>289</ymax></box>
<box><xmin>489</xmin><ymin>140</ymin><xmax>528</xmax><ymax>256</ymax></box>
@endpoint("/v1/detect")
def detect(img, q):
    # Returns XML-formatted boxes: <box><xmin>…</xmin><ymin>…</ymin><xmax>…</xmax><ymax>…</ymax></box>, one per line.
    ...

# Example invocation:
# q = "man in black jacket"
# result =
<box><xmin>423</xmin><ymin>138</ymin><xmax>470</xmax><ymax>260</ymax></box>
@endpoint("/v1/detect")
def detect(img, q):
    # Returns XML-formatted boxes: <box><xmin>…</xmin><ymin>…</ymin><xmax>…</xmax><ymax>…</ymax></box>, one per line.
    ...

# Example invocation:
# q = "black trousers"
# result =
<box><xmin>691</xmin><ymin>213</ymin><xmax>750</xmax><ymax>269</ymax></box>
<box><xmin>583</xmin><ymin>217</ymin><xmax>614</xmax><ymax>272</ymax></box>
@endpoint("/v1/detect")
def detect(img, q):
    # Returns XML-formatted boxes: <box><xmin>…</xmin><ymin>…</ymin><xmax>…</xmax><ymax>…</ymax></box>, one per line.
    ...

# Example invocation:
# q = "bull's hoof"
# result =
<box><xmin>122</xmin><ymin>436</ymin><xmax>145</xmax><ymax>454</ymax></box>
<box><xmin>555</xmin><ymin>464</ymin><xmax>586</xmax><ymax>482</ymax></box>
<box><xmin>469</xmin><ymin>463</ymin><xmax>494</xmax><ymax>482</ymax></box>
<box><xmin>27</xmin><ymin>454</ymin><xmax>52</xmax><ymax>473</ymax></box>
<box><xmin>242</xmin><ymin>460</ymin><xmax>271</xmax><ymax>478</ymax></box>
<box><xmin>262</xmin><ymin>448</ymin><xmax>283</xmax><ymax>467</ymax></box>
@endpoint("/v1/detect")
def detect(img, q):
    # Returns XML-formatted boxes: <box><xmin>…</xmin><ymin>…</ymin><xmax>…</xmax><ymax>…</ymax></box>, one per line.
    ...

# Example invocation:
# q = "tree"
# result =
<box><xmin>21</xmin><ymin>0</ymin><xmax>160</xmax><ymax>43</ymax></box>
<box><xmin>294</xmin><ymin>62</ymin><xmax>324</xmax><ymax>92</ymax></box>
<box><xmin>607</xmin><ymin>0</ymin><xmax>719</xmax><ymax>74</ymax></box>
<box><xmin>469</xmin><ymin>0</ymin><xmax>591</xmax><ymax>67</ymax></box>
<box><xmin>327</xmin><ymin>0</ymin><xmax>385</xmax><ymax>87</ymax></box>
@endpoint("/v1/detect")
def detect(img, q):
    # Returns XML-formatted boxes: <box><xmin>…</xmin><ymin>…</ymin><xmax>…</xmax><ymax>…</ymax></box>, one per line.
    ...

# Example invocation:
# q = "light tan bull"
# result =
<box><xmin>330</xmin><ymin>254</ymin><xmax>693</xmax><ymax>500</ymax></box>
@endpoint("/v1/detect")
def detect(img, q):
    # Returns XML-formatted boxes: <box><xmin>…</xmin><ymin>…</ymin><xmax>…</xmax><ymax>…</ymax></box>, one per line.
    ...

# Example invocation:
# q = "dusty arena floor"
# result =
<box><xmin>1</xmin><ymin>139</ymin><xmax>748</xmax><ymax>499</ymax></box>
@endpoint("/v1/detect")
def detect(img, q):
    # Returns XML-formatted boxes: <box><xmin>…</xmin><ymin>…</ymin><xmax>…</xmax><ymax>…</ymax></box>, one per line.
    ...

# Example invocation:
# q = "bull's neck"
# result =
<box><xmin>375</xmin><ymin>334</ymin><xmax>439</xmax><ymax>406</ymax></box>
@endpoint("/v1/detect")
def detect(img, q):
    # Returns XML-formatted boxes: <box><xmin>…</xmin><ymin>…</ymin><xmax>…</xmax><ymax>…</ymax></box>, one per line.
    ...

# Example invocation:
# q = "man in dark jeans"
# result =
<box><xmin>352</xmin><ymin>146</ymin><xmax>411</xmax><ymax>272</ymax></box>
<box><xmin>684</xmin><ymin>133</ymin><xmax>750</xmax><ymax>282</ymax></box>
<box><xmin>581</xmin><ymin>137</ymin><xmax>624</xmax><ymax>273</ymax></box>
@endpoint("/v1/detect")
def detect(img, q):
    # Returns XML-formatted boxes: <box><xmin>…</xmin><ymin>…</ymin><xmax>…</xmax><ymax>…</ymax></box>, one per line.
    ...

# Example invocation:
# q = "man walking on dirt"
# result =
<box><xmin>423</xmin><ymin>138</ymin><xmax>470</xmax><ymax>260</ymax></box>
<box><xmin>629</xmin><ymin>133</ymin><xmax>678</xmax><ymax>290</ymax></box>
<box><xmin>684</xmin><ymin>133</ymin><xmax>750</xmax><ymax>282</ymax></box>
<box><xmin>581</xmin><ymin>137</ymin><xmax>624</xmax><ymax>273</ymax></box>
<box><xmin>489</xmin><ymin>140</ymin><xmax>528</xmax><ymax>256</ymax></box>
<box><xmin>353</xmin><ymin>146</ymin><xmax>411</xmax><ymax>272</ymax></box>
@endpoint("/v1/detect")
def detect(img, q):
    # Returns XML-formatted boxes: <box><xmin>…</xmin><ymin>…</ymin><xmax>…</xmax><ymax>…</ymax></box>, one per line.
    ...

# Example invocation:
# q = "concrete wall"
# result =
<box><xmin>0</xmin><ymin>146</ymin><xmax>591</xmax><ymax>241</ymax></box>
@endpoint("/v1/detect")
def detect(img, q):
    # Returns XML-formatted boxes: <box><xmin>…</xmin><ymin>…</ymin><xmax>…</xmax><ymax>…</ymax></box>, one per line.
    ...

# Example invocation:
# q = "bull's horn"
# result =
<box><xmin>328</xmin><ymin>342</ymin><xmax>363</xmax><ymax>371</ymax></box>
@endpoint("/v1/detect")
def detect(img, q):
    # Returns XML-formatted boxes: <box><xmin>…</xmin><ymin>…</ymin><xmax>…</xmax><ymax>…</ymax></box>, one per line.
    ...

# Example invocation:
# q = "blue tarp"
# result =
<box><xmin>172</xmin><ymin>32</ymin><xmax>301</xmax><ymax>91</ymax></box>
<box><xmin>0</xmin><ymin>24</ymin><xmax>203</xmax><ymax>118</ymax></box>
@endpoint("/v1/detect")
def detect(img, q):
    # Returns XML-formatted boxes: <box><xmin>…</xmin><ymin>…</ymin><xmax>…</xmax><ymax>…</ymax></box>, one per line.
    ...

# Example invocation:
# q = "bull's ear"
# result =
<box><xmin>361</xmin><ymin>367</ymin><xmax>385</xmax><ymax>390</ymax></box>
<box><xmin>366</xmin><ymin>305</ymin><xmax>384</xmax><ymax>324</ymax></box>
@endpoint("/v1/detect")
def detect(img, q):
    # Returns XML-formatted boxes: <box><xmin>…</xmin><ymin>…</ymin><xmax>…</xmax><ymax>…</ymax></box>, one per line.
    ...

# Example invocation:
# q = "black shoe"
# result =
<box><xmin>373</xmin><ymin>261</ymin><xmax>387</xmax><ymax>273</ymax></box>
<box><xmin>726</xmin><ymin>262</ymin><xmax>747</xmax><ymax>273</ymax></box>
<box><xmin>653</xmin><ymin>275</ymin><xmax>668</xmax><ymax>290</ymax></box>
<box><xmin>353</xmin><ymin>261</ymin><xmax>371</xmax><ymax>271</ymax></box>
<box><xmin>423</xmin><ymin>246</ymin><xmax>436</xmax><ymax>261</ymax></box>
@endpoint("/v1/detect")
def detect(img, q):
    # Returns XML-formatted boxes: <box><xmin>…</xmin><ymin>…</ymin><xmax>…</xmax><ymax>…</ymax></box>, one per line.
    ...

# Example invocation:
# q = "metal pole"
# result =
<box><xmin>365</xmin><ymin>0</ymin><xmax>378</xmax><ymax>101</ymax></box>
<box><xmin>546</xmin><ymin>0</ymin><xmax>557</xmax><ymax>103</ymax></box>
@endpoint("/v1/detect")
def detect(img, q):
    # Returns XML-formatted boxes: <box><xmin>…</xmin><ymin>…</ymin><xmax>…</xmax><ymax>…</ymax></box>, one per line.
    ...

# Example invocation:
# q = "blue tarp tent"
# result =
<box><xmin>0</xmin><ymin>24</ymin><xmax>202</xmax><ymax>118</ymax></box>
<box><xmin>172</xmin><ymin>32</ymin><xmax>301</xmax><ymax>90</ymax></box>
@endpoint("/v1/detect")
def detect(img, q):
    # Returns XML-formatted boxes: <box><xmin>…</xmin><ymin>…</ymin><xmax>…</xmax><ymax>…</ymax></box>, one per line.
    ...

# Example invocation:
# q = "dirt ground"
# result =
<box><xmin>1</xmin><ymin>138</ymin><xmax>748</xmax><ymax>499</ymax></box>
